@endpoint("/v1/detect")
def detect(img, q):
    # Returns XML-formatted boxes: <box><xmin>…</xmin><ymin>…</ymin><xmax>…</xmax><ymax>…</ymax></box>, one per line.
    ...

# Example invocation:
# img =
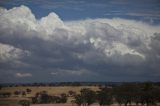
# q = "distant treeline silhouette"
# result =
<box><xmin>0</xmin><ymin>82</ymin><xmax>160</xmax><ymax>87</ymax></box>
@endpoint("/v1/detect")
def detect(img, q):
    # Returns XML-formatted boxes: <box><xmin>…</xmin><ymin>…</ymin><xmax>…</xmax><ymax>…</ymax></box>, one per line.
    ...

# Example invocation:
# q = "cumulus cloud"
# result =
<box><xmin>0</xmin><ymin>5</ymin><xmax>160</xmax><ymax>82</ymax></box>
<box><xmin>0</xmin><ymin>43</ymin><xmax>26</xmax><ymax>62</ymax></box>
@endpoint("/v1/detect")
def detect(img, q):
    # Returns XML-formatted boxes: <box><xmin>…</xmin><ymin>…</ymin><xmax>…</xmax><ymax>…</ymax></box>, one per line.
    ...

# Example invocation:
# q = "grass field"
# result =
<box><xmin>0</xmin><ymin>86</ymin><xmax>99</xmax><ymax>106</ymax></box>
<box><xmin>0</xmin><ymin>86</ymin><xmax>99</xmax><ymax>96</ymax></box>
<box><xmin>0</xmin><ymin>86</ymin><xmax>160</xmax><ymax>106</ymax></box>
<box><xmin>31</xmin><ymin>103</ymin><xmax>100</xmax><ymax>106</ymax></box>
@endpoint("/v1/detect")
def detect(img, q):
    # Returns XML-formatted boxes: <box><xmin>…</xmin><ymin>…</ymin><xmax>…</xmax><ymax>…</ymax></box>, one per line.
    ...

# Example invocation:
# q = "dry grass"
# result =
<box><xmin>0</xmin><ymin>86</ymin><xmax>99</xmax><ymax>96</ymax></box>
<box><xmin>30</xmin><ymin>103</ymin><xmax>123</xmax><ymax>106</ymax></box>
<box><xmin>31</xmin><ymin>103</ymin><xmax>100</xmax><ymax>106</ymax></box>
<box><xmin>1</xmin><ymin>86</ymin><xmax>159</xmax><ymax>106</ymax></box>
<box><xmin>0</xmin><ymin>86</ymin><xmax>99</xmax><ymax>106</ymax></box>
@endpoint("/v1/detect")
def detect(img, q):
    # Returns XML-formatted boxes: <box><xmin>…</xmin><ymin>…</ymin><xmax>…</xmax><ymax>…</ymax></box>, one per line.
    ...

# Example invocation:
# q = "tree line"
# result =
<box><xmin>1</xmin><ymin>82</ymin><xmax>159</xmax><ymax>87</ymax></box>
<box><xmin>0</xmin><ymin>82</ymin><xmax>160</xmax><ymax>106</ymax></box>
<box><xmin>74</xmin><ymin>83</ymin><xmax>160</xmax><ymax>106</ymax></box>
<box><xmin>32</xmin><ymin>91</ymin><xmax>67</xmax><ymax>104</ymax></box>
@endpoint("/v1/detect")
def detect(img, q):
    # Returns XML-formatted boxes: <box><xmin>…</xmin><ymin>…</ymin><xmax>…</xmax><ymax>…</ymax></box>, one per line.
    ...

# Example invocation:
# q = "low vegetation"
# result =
<box><xmin>32</xmin><ymin>91</ymin><xmax>67</xmax><ymax>104</ymax></box>
<box><xmin>0</xmin><ymin>82</ymin><xmax>160</xmax><ymax>106</ymax></box>
<box><xmin>73</xmin><ymin>82</ymin><xmax>160</xmax><ymax>106</ymax></box>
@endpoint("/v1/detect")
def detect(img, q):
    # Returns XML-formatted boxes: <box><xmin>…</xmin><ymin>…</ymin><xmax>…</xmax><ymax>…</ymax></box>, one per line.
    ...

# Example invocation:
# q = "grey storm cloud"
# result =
<box><xmin>0</xmin><ymin>5</ymin><xmax>160</xmax><ymax>82</ymax></box>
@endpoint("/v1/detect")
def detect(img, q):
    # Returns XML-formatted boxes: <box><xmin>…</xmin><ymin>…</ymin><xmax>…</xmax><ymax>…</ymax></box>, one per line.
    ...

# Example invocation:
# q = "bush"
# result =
<box><xmin>68</xmin><ymin>90</ymin><xmax>76</xmax><ymax>97</ymax></box>
<box><xmin>14</xmin><ymin>91</ymin><xmax>21</xmax><ymax>96</ymax></box>
<box><xmin>74</xmin><ymin>94</ymin><xmax>83</xmax><ymax>106</ymax></box>
<box><xmin>97</xmin><ymin>87</ymin><xmax>113</xmax><ymax>106</ymax></box>
<box><xmin>19</xmin><ymin>100</ymin><xmax>30</xmax><ymax>106</ymax></box>
<box><xmin>60</xmin><ymin>93</ymin><xmax>68</xmax><ymax>103</ymax></box>
<box><xmin>32</xmin><ymin>91</ymin><xmax>68</xmax><ymax>104</ymax></box>
<box><xmin>80</xmin><ymin>88</ymin><xmax>96</xmax><ymax>106</ymax></box>
<box><xmin>26</xmin><ymin>88</ymin><xmax>32</xmax><ymax>94</ymax></box>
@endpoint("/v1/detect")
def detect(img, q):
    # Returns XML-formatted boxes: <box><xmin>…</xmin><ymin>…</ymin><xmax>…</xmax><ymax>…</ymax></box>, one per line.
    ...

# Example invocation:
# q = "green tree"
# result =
<box><xmin>141</xmin><ymin>82</ymin><xmax>156</xmax><ymax>106</ymax></box>
<box><xmin>40</xmin><ymin>92</ymin><xmax>50</xmax><ymax>103</ymax></box>
<box><xmin>19</xmin><ymin>100</ymin><xmax>30</xmax><ymax>106</ymax></box>
<box><xmin>68</xmin><ymin>90</ymin><xmax>76</xmax><ymax>97</ymax></box>
<box><xmin>26</xmin><ymin>88</ymin><xmax>32</xmax><ymax>94</ymax></box>
<box><xmin>113</xmin><ymin>84</ymin><xmax>136</xmax><ymax>106</ymax></box>
<box><xmin>80</xmin><ymin>88</ymin><xmax>96</xmax><ymax>106</ymax></box>
<box><xmin>14</xmin><ymin>91</ymin><xmax>21</xmax><ymax>96</ymax></box>
<box><xmin>97</xmin><ymin>87</ymin><xmax>113</xmax><ymax>106</ymax></box>
<box><xmin>60</xmin><ymin>93</ymin><xmax>68</xmax><ymax>103</ymax></box>
<box><xmin>75</xmin><ymin>94</ymin><xmax>83</xmax><ymax>106</ymax></box>
<box><xmin>22</xmin><ymin>91</ymin><xmax>26</xmax><ymax>97</ymax></box>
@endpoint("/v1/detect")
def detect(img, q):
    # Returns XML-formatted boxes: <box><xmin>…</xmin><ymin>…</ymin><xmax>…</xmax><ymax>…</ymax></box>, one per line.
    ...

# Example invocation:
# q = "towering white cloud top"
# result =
<box><xmin>0</xmin><ymin>5</ymin><xmax>160</xmax><ymax>82</ymax></box>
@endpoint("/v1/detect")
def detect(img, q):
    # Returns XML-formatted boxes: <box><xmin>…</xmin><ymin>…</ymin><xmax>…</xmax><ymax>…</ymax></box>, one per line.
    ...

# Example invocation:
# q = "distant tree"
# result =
<box><xmin>74</xmin><ymin>94</ymin><xmax>83</xmax><ymax>106</ymax></box>
<box><xmin>26</xmin><ymin>88</ymin><xmax>32</xmax><ymax>94</ymax></box>
<box><xmin>154</xmin><ymin>87</ymin><xmax>160</xmax><ymax>103</ymax></box>
<box><xmin>53</xmin><ymin>96</ymin><xmax>61</xmax><ymax>103</ymax></box>
<box><xmin>32</xmin><ymin>97</ymin><xmax>38</xmax><ymax>104</ymax></box>
<box><xmin>141</xmin><ymin>82</ymin><xmax>156</xmax><ymax>106</ymax></box>
<box><xmin>60</xmin><ymin>93</ymin><xmax>68</xmax><ymax>103</ymax></box>
<box><xmin>80</xmin><ymin>88</ymin><xmax>96</xmax><ymax>106</ymax></box>
<box><xmin>34</xmin><ymin>92</ymin><xmax>41</xmax><ymax>103</ymax></box>
<box><xmin>33</xmin><ymin>91</ymin><xmax>49</xmax><ymax>104</ymax></box>
<box><xmin>40</xmin><ymin>91</ymin><xmax>50</xmax><ymax>103</ymax></box>
<box><xmin>113</xmin><ymin>82</ymin><xmax>160</xmax><ymax>106</ymax></box>
<box><xmin>32</xmin><ymin>91</ymin><xmax>68</xmax><ymax>104</ymax></box>
<box><xmin>22</xmin><ymin>91</ymin><xmax>26</xmax><ymax>97</ymax></box>
<box><xmin>68</xmin><ymin>90</ymin><xmax>76</xmax><ymax>97</ymax></box>
<box><xmin>113</xmin><ymin>84</ymin><xmax>135</xmax><ymax>106</ymax></box>
<box><xmin>132</xmin><ymin>89</ymin><xmax>142</xmax><ymax>106</ymax></box>
<box><xmin>14</xmin><ymin>91</ymin><xmax>21</xmax><ymax>96</ymax></box>
<box><xmin>49</xmin><ymin>95</ymin><xmax>60</xmax><ymax>103</ymax></box>
<box><xmin>2</xmin><ymin>92</ymin><xmax>11</xmax><ymax>97</ymax></box>
<box><xmin>19</xmin><ymin>100</ymin><xmax>30</xmax><ymax>106</ymax></box>
<box><xmin>97</xmin><ymin>87</ymin><xmax>113</xmax><ymax>106</ymax></box>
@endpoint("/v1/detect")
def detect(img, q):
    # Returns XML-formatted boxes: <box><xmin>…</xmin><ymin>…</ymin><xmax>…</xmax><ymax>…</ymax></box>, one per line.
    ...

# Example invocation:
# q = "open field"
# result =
<box><xmin>0</xmin><ymin>86</ymin><xmax>99</xmax><ymax>96</ymax></box>
<box><xmin>31</xmin><ymin>103</ymin><xmax>99</xmax><ymax>106</ymax></box>
<box><xmin>0</xmin><ymin>86</ymin><xmax>160</xmax><ymax>106</ymax></box>
<box><xmin>31</xmin><ymin>103</ymin><xmax>160</xmax><ymax>106</ymax></box>
<box><xmin>0</xmin><ymin>86</ymin><xmax>100</xmax><ymax>106</ymax></box>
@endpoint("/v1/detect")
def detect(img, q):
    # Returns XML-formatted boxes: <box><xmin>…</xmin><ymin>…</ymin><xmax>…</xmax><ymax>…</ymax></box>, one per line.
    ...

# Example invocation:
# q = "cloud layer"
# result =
<box><xmin>15</xmin><ymin>72</ymin><xmax>32</xmax><ymax>78</ymax></box>
<box><xmin>0</xmin><ymin>5</ymin><xmax>160</xmax><ymax>82</ymax></box>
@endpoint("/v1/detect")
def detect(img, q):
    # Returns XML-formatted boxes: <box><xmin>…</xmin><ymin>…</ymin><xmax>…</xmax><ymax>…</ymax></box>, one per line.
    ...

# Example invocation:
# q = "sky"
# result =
<box><xmin>0</xmin><ymin>0</ymin><xmax>160</xmax><ymax>83</ymax></box>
